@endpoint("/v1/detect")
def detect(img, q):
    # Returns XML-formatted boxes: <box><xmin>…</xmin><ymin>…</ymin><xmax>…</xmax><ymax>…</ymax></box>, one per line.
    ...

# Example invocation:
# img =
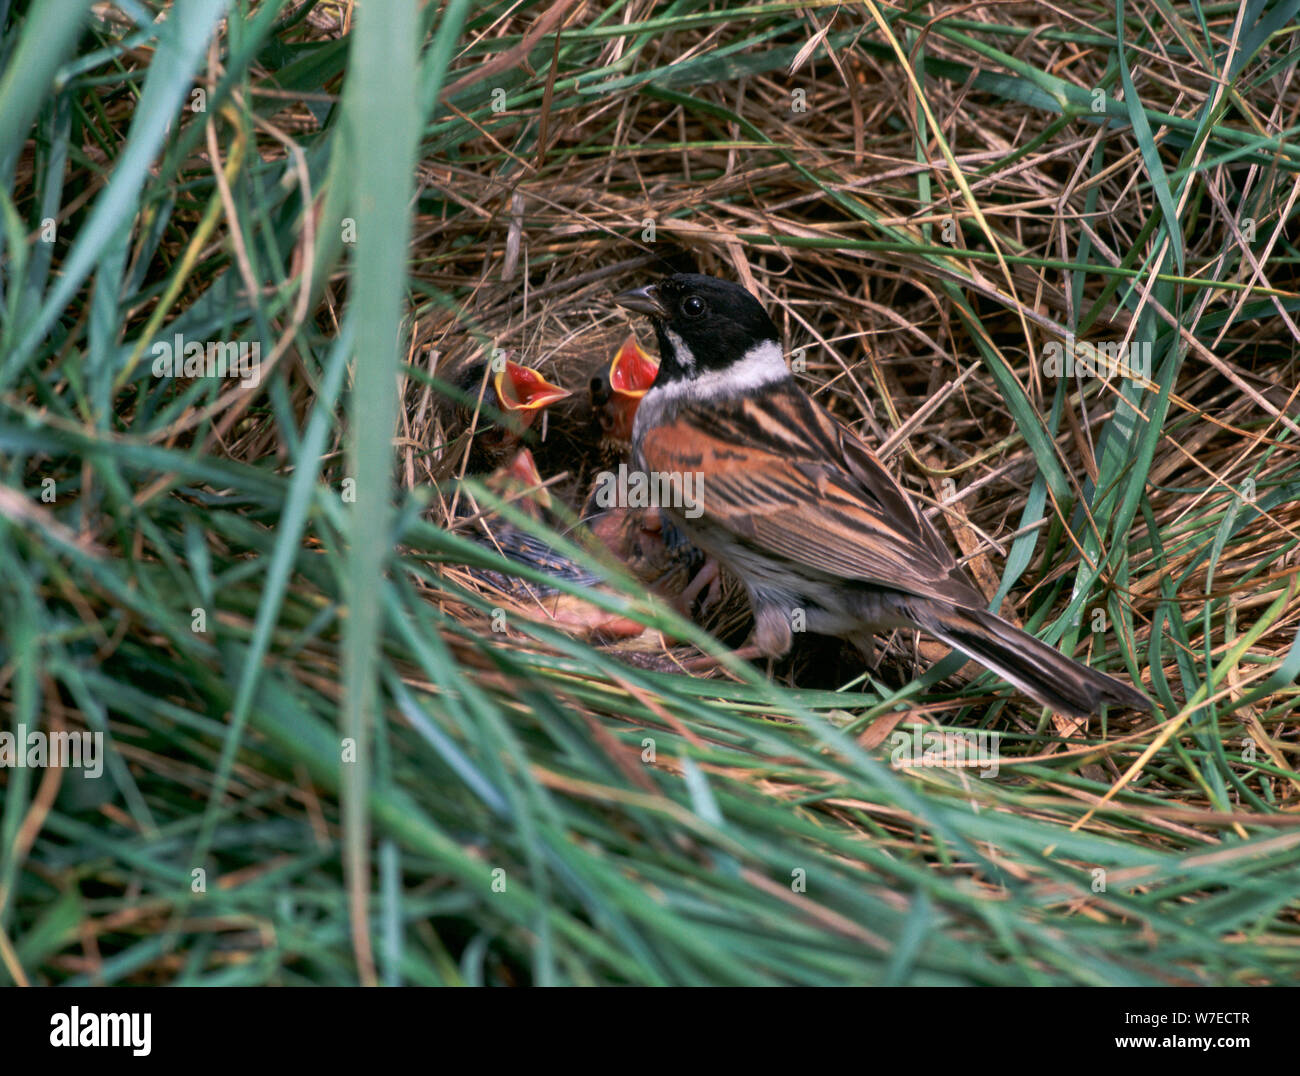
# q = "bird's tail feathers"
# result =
<box><xmin>907</xmin><ymin>600</ymin><xmax>1149</xmax><ymax>718</ymax></box>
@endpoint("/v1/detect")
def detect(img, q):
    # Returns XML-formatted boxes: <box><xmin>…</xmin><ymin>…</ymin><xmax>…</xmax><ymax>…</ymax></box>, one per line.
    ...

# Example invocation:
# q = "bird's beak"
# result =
<box><xmin>609</xmin><ymin>334</ymin><xmax>659</xmax><ymax>396</ymax></box>
<box><xmin>494</xmin><ymin>361</ymin><xmax>572</xmax><ymax>414</ymax></box>
<box><xmin>604</xmin><ymin>334</ymin><xmax>659</xmax><ymax>441</ymax></box>
<box><xmin>486</xmin><ymin>444</ymin><xmax>551</xmax><ymax>512</ymax></box>
<box><xmin>504</xmin><ymin>447</ymin><xmax>551</xmax><ymax>509</ymax></box>
<box><xmin>506</xmin><ymin>446</ymin><xmax>544</xmax><ymax>487</ymax></box>
<box><xmin>612</xmin><ymin>284</ymin><xmax>667</xmax><ymax>317</ymax></box>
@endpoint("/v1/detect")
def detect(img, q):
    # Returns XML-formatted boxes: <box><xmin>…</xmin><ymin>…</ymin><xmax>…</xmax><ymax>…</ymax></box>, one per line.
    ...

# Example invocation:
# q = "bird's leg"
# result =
<box><xmin>678</xmin><ymin>557</ymin><xmax>720</xmax><ymax>613</ymax></box>
<box><xmin>678</xmin><ymin>603</ymin><xmax>790</xmax><ymax>673</ymax></box>
<box><xmin>752</xmin><ymin>604</ymin><xmax>793</xmax><ymax>658</ymax></box>
<box><xmin>681</xmin><ymin>642</ymin><xmax>765</xmax><ymax>672</ymax></box>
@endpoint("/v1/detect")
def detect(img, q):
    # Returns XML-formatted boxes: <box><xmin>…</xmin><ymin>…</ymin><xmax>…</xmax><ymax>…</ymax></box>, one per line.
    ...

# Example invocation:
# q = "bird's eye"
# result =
<box><xmin>681</xmin><ymin>296</ymin><xmax>706</xmax><ymax>318</ymax></box>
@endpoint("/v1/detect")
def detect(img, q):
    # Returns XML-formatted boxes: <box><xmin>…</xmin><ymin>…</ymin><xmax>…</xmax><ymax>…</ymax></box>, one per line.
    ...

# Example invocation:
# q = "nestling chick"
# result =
<box><xmin>461</xmin><ymin>447</ymin><xmax>649</xmax><ymax>644</ymax></box>
<box><xmin>585</xmin><ymin>333</ymin><xmax>721</xmax><ymax>614</ymax></box>
<box><xmin>440</xmin><ymin>357</ymin><xmax>571</xmax><ymax>477</ymax></box>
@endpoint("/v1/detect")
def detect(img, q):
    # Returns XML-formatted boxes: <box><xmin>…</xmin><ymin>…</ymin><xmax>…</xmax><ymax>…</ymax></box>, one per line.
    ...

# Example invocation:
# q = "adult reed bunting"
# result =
<box><xmin>613</xmin><ymin>273</ymin><xmax>1148</xmax><ymax>717</ymax></box>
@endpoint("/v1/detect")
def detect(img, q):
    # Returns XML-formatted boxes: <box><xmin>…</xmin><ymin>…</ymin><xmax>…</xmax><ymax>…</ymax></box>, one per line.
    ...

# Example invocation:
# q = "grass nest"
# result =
<box><xmin>1</xmin><ymin>0</ymin><xmax>1298</xmax><ymax>986</ymax></box>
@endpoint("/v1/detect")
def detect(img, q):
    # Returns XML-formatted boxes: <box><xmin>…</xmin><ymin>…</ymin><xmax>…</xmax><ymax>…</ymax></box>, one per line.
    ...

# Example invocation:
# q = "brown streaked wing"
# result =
<box><xmin>816</xmin><ymin>403</ymin><xmax>963</xmax><ymax>570</ymax></box>
<box><xmin>638</xmin><ymin>388</ymin><xmax>983</xmax><ymax>606</ymax></box>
